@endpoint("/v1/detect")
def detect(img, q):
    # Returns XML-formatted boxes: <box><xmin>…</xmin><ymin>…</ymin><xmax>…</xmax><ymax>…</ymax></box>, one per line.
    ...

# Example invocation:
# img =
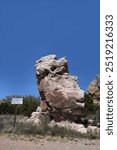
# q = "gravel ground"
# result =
<box><xmin>0</xmin><ymin>134</ymin><xmax>99</xmax><ymax>150</ymax></box>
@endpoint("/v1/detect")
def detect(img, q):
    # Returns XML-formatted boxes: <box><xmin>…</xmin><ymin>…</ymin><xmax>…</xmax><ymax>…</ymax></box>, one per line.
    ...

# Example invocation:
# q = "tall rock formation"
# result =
<box><xmin>35</xmin><ymin>55</ymin><xmax>84</xmax><ymax>122</ymax></box>
<box><xmin>87</xmin><ymin>76</ymin><xmax>100</xmax><ymax>104</ymax></box>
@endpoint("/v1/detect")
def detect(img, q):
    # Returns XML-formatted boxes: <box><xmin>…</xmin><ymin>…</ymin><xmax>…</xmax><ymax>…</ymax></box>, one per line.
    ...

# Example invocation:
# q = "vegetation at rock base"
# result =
<box><xmin>0</xmin><ymin>93</ymin><xmax>100</xmax><ymax>139</ymax></box>
<box><xmin>0</xmin><ymin>114</ymin><xmax>99</xmax><ymax>139</ymax></box>
<box><xmin>83</xmin><ymin>94</ymin><xmax>100</xmax><ymax>127</ymax></box>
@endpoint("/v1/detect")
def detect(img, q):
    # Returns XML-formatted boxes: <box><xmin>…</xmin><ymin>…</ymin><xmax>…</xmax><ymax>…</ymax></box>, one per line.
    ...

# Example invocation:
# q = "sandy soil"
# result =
<box><xmin>0</xmin><ymin>134</ymin><xmax>99</xmax><ymax>150</ymax></box>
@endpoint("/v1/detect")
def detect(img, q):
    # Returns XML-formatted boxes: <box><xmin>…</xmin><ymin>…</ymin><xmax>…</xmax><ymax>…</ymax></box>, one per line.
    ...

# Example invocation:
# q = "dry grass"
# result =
<box><xmin>0</xmin><ymin>115</ymin><xmax>99</xmax><ymax>139</ymax></box>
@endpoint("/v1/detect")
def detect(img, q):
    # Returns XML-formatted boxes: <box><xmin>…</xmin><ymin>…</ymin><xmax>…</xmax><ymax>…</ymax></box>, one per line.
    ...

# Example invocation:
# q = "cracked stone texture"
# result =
<box><xmin>35</xmin><ymin>55</ymin><xmax>84</xmax><ymax>122</ymax></box>
<box><xmin>87</xmin><ymin>76</ymin><xmax>100</xmax><ymax>104</ymax></box>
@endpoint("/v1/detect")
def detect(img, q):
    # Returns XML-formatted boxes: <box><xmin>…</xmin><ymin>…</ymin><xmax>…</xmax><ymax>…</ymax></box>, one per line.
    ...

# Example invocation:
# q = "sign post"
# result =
<box><xmin>11</xmin><ymin>98</ymin><xmax>23</xmax><ymax>128</ymax></box>
<box><xmin>13</xmin><ymin>105</ymin><xmax>18</xmax><ymax>128</ymax></box>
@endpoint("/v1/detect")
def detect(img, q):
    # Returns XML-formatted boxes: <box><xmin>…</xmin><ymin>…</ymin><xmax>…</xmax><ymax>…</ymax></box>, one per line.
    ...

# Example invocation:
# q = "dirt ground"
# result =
<box><xmin>0</xmin><ymin>134</ymin><xmax>99</xmax><ymax>150</ymax></box>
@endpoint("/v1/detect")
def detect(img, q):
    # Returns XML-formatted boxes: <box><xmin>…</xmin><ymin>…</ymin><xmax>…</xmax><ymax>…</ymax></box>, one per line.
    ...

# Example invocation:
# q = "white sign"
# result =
<box><xmin>12</xmin><ymin>98</ymin><xmax>23</xmax><ymax>105</ymax></box>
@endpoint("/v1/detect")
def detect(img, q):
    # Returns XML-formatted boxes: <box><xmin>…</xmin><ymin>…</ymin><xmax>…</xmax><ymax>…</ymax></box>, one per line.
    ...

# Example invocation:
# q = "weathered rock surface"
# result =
<box><xmin>27</xmin><ymin>112</ymin><xmax>42</xmax><ymax>125</ymax></box>
<box><xmin>49</xmin><ymin>120</ymin><xmax>100</xmax><ymax>134</ymax></box>
<box><xmin>27</xmin><ymin>106</ymin><xmax>50</xmax><ymax>125</ymax></box>
<box><xmin>35</xmin><ymin>55</ymin><xmax>84</xmax><ymax>122</ymax></box>
<box><xmin>87</xmin><ymin>76</ymin><xmax>100</xmax><ymax>104</ymax></box>
<box><xmin>27</xmin><ymin>106</ymin><xmax>43</xmax><ymax>125</ymax></box>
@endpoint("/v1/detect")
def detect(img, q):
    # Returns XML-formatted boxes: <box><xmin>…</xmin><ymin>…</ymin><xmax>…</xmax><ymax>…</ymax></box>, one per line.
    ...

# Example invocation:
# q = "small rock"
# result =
<box><xmin>88</xmin><ymin>119</ymin><xmax>94</xmax><ymax>125</ymax></box>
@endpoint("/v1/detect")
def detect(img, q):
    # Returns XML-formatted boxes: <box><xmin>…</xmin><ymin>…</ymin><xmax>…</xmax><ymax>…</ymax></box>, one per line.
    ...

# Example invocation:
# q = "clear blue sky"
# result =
<box><xmin>0</xmin><ymin>0</ymin><xmax>100</xmax><ymax>99</ymax></box>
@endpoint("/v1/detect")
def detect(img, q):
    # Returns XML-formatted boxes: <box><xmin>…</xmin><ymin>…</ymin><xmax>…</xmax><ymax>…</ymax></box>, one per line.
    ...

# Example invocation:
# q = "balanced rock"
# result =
<box><xmin>35</xmin><ymin>55</ymin><xmax>84</xmax><ymax>122</ymax></box>
<box><xmin>87</xmin><ymin>76</ymin><xmax>100</xmax><ymax>104</ymax></box>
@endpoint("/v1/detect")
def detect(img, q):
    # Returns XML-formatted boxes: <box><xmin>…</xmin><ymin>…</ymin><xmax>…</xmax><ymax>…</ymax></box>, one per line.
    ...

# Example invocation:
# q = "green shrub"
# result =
<box><xmin>20</xmin><ymin>96</ymin><xmax>40</xmax><ymax>117</ymax></box>
<box><xmin>83</xmin><ymin>94</ymin><xmax>100</xmax><ymax>126</ymax></box>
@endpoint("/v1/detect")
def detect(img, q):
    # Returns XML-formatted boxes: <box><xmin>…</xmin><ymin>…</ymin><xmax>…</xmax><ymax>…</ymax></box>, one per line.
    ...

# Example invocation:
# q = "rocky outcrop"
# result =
<box><xmin>35</xmin><ymin>55</ymin><xmax>84</xmax><ymax>122</ymax></box>
<box><xmin>27</xmin><ymin>106</ymin><xmax>50</xmax><ymax>125</ymax></box>
<box><xmin>87</xmin><ymin>76</ymin><xmax>100</xmax><ymax>104</ymax></box>
<box><xmin>49</xmin><ymin>120</ymin><xmax>100</xmax><ymax>134</ymax></box>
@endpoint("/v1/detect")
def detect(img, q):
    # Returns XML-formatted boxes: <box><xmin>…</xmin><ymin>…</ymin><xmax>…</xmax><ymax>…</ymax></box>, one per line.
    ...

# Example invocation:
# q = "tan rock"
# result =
<box><xmin>49</xmin><ymin>120</ymin><xmax>87</xmax><ymax>134</ymax></box>
<box><xmin>35</xmin><ymin>55</ymin><xmax>85</xmax><ymax>122</ymax></box>
<box><xmin>87</xmin><ymin>125</ymin><xmax>100</xmax><ymax>134</ymax></box>
<box><xmin>87</xmin><ymin>76</ymin><xmax>100</xmax><ymax>104</ymax></box>
<box><xmin>49</xmin><ymin>120</ymin><xmax>100</xmax><ymax>134</ymax></box>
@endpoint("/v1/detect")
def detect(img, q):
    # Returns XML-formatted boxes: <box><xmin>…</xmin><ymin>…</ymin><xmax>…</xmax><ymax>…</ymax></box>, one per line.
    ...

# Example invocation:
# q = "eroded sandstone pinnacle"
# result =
<box><xmin>87</xmin><ymin>75</ymin><xmax>100</xmax><ymax>104</ymax></box>
<box><xmin>35</xmin><ymin>54</ymin><xmax>85</xmax><ymax>122</ymax></box>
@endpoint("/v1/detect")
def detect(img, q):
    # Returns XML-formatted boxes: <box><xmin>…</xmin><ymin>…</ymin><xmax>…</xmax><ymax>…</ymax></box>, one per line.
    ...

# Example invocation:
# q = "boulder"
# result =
<box><xmin>87</xmin><ymin>125</ymin><xmax>100</xmax><ymax>134</ymax></box>
<box><xmin>35</xmin><ymin>55</ymin><xmax>84</xmax><ymax>122</ymax></box>
<box><xmin>27</xmin><ymin>107</ymin><xmax>43</xmax><ymax>125</ymax></box>
<box><xmin>49</xmin><ymin>120</ymin><xmax>100</xmax><ymax>134</ymax></box>
<box><xmin>27</xmin><ymin>106</ymin><xmax>50</xmax><ymax>125</ymax></box>
<box><xmin>49</xmin><ymin>120</ymin><xmax>87</xmax><ymax>134</ymax></box>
